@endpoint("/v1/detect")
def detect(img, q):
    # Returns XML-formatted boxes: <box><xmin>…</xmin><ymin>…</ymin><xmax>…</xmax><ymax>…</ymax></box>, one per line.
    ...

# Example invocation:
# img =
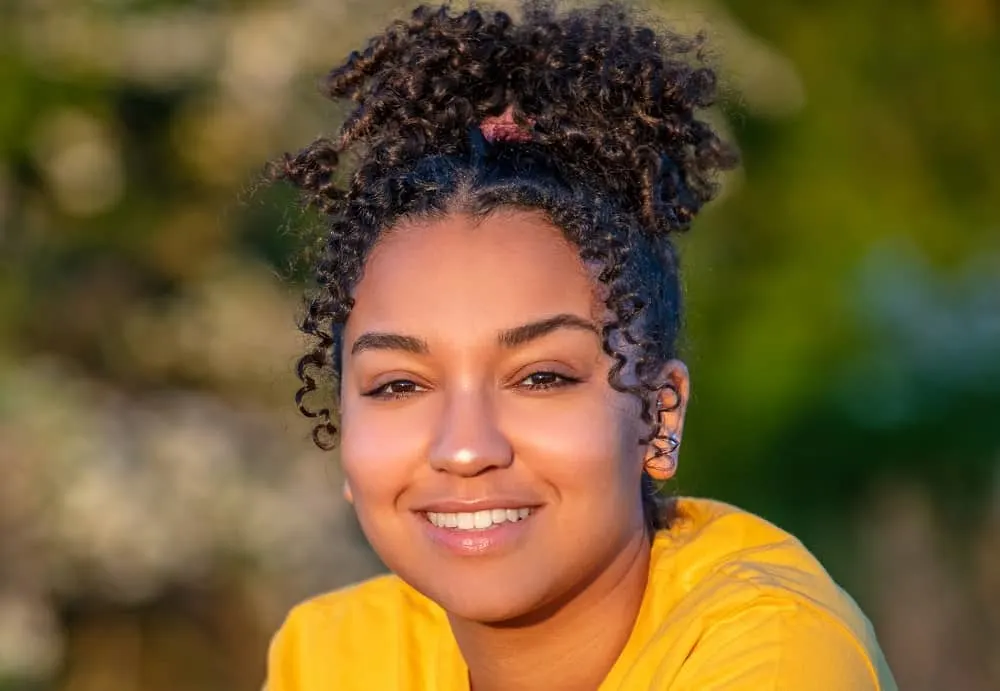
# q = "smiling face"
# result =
<box><xmin>339</xmin><ymin>209</ymin><xmax>663</xmax><ymax>623</ymax></box>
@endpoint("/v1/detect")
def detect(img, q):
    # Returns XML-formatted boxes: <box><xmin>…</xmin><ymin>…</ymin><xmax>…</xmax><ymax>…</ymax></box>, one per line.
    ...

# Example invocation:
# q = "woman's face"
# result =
<box><xmin>339</xmin><ymin>209</ymin><xmax>666</xmax><ymax>623</ymax></box>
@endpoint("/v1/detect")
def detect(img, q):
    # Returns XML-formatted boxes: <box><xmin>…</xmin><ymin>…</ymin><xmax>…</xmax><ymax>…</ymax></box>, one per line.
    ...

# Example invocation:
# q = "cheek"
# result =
<box><xmin>338</xmin><ymin>398</ymin><xmax>434</xmax><ymax>507</ymax></box>
<box><xmin>507</xmin><ymin>390</ymin><xmax>643</xmax><ymax>499</ymax></box>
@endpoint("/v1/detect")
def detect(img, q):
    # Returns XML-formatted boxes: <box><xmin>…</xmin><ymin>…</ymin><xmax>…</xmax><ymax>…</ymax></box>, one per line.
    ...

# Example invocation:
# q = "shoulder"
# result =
<box><xmin>657</xmin><ymin>497</ymin><xmax>808</xmax><ymax>561</ymax></box>
<box><xmin>266</xmin><ymin>574</ymin><xmax>452</xmax><ymax>691</ymax></box>
<box><xmin>669</xmin><ymin>598</ymin><xmax>893</xmax><ymax>690</ymax></box>
<box><xmin>638</xmin><ymin>498</ymin><xmax>896</xmax><ymax>689</ymax></box>
<box><xmin>654</xmin><ymin>498</ymin><xmax>868</xmax><ymax>627</ymax></box>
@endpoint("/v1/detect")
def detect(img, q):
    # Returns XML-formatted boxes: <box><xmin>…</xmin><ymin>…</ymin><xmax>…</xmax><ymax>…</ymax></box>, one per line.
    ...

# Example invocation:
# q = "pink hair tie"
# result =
<box><xmin>479</xmin><ymin>106</ymin><xmax>534</xmax><ymax>143</ymax></box>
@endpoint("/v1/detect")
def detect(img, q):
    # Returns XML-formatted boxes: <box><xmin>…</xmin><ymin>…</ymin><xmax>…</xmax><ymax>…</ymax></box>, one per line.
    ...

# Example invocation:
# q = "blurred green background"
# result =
<box><xmin>1</xmin><ymin>0</ymin><xmax>998</xmax><ymax>689</ymax></box>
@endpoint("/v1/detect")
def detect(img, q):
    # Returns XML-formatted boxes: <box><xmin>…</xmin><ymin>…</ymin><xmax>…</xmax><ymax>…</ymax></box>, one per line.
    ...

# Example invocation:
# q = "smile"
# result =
<box><xmin>425</xmin><ymin>508</ymin><xmax>534</xmax><ymax>530</ymax></box>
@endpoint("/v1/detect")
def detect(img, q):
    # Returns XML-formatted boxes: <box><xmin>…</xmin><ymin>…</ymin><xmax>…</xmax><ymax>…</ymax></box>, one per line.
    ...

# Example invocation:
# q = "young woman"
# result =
<box><xmin>265</xmin><ymin>2</ymin><xmax>896</xmax><ymax>689</ymax></box>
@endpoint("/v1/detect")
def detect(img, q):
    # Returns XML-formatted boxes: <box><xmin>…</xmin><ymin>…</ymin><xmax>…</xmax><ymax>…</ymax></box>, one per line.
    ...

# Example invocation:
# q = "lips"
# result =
<box><xmin>411</xmin><ymin>497</ymin><xmax>542</xmax><ymax>556</ymax></box>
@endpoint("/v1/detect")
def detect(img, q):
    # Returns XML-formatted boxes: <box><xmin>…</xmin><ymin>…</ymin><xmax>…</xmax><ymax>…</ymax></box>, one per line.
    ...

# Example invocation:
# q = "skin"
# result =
<box><xmin>339</xmin><ymin>209</ymin><xmax>690</xmax><ymax>690</ymax></box>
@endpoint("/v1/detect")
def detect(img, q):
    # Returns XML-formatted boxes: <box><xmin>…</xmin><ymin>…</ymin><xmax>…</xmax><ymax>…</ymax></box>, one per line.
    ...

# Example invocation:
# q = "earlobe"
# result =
<box><xmin>644</xmin><ymin>422</ymin><xmax>680</xmax><ymax>481</ymax></box>
<box><xmin>342</xmin><ymin>479</ymin><xmax>354</xmax><ymax>504</ymax></box>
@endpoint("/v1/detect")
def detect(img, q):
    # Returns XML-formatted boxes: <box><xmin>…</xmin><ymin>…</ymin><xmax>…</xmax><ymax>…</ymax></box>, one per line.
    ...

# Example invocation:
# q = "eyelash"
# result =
<box><xmin>362</xmin><ymin>371</ymin><xmax>580</xmax><ymax>400</ymax></box>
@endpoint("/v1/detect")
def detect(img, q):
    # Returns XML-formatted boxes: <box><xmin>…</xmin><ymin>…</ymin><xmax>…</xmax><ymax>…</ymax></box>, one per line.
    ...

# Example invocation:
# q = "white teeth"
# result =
<box><xmin>426</xmin><ymin>507</ymin><xmax>535</xmax><ymax>531</ymax></box>
<box><xmin>473</xmin><ymin>510</ymin><xmax>491</xmax><ymax>529</ymax></box>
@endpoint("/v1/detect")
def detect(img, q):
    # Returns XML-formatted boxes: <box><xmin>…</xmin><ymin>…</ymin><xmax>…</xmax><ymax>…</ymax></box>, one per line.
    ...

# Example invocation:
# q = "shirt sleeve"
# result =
<box><xmin>667</xmin><ymin>602</ymin><xmax>886</xmax><ymax>690</ymax></box>
<box><xmin>264</xmin><ymin>606</ymin><xmax>307</xmax><ymax>691</ymax></box>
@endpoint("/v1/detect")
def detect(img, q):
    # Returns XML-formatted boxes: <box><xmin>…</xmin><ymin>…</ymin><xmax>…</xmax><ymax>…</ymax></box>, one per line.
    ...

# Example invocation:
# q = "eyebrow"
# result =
<box><xmin>498</xmin><ymin>314</ymin><xmax>599</xmax><ymax>348</ymax></box>
<box><xmin>351</xmin><ymin>332</ymin><xmax>429</xmax><ymax>355</ymax></box>
<box><xmin>350</xmin><ymin>313</ymin><xmax>598</xmax><ymax>356</ymax></box>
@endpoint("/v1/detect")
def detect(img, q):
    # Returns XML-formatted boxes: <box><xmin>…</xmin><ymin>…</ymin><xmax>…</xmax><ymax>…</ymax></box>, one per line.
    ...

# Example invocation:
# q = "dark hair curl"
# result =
<box><xmin>273</xmin><ymin>0</ymin><xmax>737</xmax><ymax>531</ymax></box>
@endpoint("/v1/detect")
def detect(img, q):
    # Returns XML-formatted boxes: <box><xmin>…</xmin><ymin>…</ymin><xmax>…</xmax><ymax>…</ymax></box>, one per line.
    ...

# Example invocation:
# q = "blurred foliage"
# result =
<box><xmin>0</xmin><ymin>0</ymin><xmax>998</xmax><ymax>690</ymax></box>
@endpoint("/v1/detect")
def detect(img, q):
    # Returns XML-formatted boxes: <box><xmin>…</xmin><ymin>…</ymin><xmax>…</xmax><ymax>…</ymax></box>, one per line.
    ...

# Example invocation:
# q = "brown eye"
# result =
<box><xmin>517</xmin><ymin>371</ymin><xmax>580</xmax><ymax>391</ymax></box>
<box><xmin>364</xmin><ymin>379</ymin><xmax>426</xmax><ymax>399</ymax></box>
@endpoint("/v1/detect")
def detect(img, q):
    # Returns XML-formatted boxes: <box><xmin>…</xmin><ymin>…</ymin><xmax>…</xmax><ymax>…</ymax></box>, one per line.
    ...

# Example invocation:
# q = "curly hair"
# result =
<box><xmin>273</xmin><ymin>0</ymin><xmax>737</xmax><ymax>531</ymax></box>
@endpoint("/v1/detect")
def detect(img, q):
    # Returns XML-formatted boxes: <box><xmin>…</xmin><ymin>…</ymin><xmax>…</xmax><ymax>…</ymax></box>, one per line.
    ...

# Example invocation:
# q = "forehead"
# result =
<box><xmin>347</xmin><ymin>210</ymin><xmax>598</xmax><ymax>337</ymax></box>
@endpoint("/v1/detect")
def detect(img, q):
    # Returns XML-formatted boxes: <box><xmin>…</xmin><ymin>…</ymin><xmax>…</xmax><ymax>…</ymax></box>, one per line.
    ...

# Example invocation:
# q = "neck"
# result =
<box><xmin>449</xmin><ymin>530</ymin><xmax>652</xmax><ymax>691</ymax></box>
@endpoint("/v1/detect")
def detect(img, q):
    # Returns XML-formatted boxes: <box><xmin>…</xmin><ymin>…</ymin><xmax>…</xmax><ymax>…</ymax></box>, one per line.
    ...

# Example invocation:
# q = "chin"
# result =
<box><xmin>416</xmin><ymin>575</ymin><xmax>549</xmax><ymax>625</ymax></box>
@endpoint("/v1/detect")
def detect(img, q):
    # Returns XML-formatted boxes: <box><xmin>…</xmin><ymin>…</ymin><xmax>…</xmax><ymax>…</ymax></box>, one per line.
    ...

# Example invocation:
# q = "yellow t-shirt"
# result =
<box><xmin>267</xmin><ymin>498</ymin><xmax>896</xmax><ymax>690</ymax></box>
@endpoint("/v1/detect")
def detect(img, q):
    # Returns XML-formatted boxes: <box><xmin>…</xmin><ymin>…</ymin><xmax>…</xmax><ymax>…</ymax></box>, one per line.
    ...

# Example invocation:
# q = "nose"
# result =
<box><xmin>428</xmin><ymin>389</ymin><xmax>513</xmax><ymax>477</ymax></box>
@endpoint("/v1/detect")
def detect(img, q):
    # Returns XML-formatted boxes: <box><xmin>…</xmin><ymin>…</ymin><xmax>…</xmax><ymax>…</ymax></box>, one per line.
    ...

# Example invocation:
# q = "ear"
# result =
<box><xmin>342</xmin><ymin>478</ymin><xmax>354</xmax><ymax>504</ymax></box>
<box><xmin>643</xmin><ymin>359</ymin><xmax>690</xmax><ymax>481</ymax></box>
